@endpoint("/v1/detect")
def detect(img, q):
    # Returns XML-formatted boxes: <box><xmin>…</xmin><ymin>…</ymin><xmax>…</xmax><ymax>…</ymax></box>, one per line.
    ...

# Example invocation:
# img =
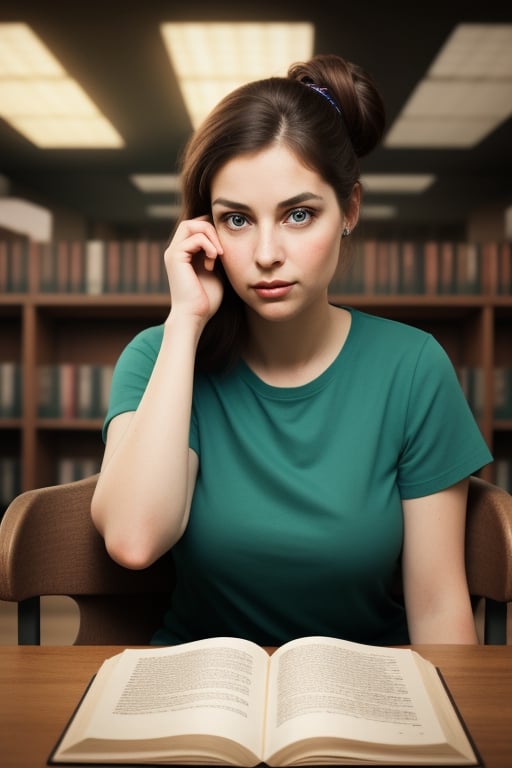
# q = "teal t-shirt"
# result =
<box><xmin>103</xmin><ymin>309</ymin><xmax>492</xmax><ymax>646</ymax></box>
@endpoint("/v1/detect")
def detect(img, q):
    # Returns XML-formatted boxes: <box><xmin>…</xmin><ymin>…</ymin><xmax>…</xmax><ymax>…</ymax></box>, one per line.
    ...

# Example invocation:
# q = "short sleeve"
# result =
<box><xmin>102</xmin><ymin>324</ymin><xmax>200</xmax><ymax>454</ymax></box>
<box><xmin>102</xmin><ymin>325</ymin><xmax>163</xmax><ymax>440</ymax></box>
<box><xmin>398</xmin><ymin>335</ymin><xmax>492</xmax><ymax>498</ymax></box>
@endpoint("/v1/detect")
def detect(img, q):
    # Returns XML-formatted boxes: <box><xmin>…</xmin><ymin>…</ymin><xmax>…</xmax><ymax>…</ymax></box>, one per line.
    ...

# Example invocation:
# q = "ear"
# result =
<box><xmin>344</xmin><ymin>182</ymin><xmax>361</xmax><ymax>233</ymax></box>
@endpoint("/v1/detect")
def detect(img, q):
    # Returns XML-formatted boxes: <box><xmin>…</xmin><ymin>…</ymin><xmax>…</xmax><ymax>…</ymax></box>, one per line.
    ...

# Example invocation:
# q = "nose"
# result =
<box><xmin>254</xmin><ymin>226</ymin><xmax>284</xmax><ymax>269</ymax></box>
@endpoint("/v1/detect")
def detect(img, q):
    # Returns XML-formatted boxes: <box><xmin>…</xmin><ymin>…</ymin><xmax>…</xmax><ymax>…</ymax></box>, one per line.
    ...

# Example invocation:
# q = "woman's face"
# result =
<box><xmin>210</xmin><ymin>144</ymin><xmax>353</xmax><ymax>323</ymax></box>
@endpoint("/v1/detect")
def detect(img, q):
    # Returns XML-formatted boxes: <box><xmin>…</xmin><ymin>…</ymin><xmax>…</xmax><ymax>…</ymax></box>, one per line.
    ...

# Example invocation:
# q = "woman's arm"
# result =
<box><xmin>91</xmin><ymin>217</ymin><xmax>224</xmax><ymax>570</ymax></box>
<box><xmin>402</xmin><ymin>478</ymin><xmax>479</xmax><ymax>644</ymax></box>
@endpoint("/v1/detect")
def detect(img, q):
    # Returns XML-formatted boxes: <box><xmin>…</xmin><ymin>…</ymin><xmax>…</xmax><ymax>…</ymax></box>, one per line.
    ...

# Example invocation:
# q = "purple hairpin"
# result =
<box><xmin>305</xmin><ymin>83</ymin><xmax>342</xmax><ymax>117</ymax></box>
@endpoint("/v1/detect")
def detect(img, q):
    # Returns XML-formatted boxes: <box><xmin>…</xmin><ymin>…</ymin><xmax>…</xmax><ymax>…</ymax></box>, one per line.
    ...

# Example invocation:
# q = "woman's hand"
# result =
<box><xmin>164</xmin><ymin>215</ymin><xmax>224</xmax><ymax>328</ymax></box>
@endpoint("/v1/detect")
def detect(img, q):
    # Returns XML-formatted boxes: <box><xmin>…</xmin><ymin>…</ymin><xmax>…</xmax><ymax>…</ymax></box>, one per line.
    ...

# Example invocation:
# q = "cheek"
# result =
<box><xmin>218</xmin><ymin>248</ymin><xmax>245</xmax><ymax>288</ymax></box>
<box><xmin>307</xmin><ymin>231</ymin><xmax>342</xmax><ymax>272</ymax></box>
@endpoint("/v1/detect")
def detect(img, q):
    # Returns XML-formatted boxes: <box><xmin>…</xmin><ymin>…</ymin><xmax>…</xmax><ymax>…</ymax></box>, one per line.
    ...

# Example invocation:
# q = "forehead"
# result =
<box><xmin>211</xmin><ymin>144</ymin><xmax>329</xmax><ymax>201</ymax></box>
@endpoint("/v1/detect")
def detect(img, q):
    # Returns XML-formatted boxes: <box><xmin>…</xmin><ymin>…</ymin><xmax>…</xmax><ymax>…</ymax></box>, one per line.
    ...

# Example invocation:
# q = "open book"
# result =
<box><xmin>49</xmin><ymin>635</ymin><xmax>480</xmax><ymax>766</ymax></box>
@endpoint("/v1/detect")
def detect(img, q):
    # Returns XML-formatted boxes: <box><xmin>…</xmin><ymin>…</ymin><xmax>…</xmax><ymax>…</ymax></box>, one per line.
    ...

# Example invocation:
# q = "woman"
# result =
<box><xmin>91</xmin><ymin>54</ymin><xmax>492</xmax><ymax>646</ymax></box>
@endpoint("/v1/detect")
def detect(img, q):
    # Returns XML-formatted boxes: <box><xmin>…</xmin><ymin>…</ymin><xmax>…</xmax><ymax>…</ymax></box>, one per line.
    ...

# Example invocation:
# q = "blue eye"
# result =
<box><xmin>288</xmin><ymin>208</ymin><xmax>312</xmax><ymax>225</ymax></box>
<box><xmin>226</xmin><ymin>213</ymin><xmax>247</xmax><ymax>229</ymax></box>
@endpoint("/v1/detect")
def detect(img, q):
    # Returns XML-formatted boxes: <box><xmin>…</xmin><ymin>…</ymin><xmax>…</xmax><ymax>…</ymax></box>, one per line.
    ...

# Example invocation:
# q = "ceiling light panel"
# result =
<box><xmin>360</xmin><ymin>205</ymin><xmax>397</xmax><ymax>220</ymax></box>
<box><xmin>131</xmin><ymin>174</ymin><xmax>181</xmax><ymax>193</ymax></box>
<box><xmin>360</xmin><ymin>174</ymin><xmax>435</xmax><ymax>193</ymax></box>
<box><xmin>384</xmin><ymin>23</ymin><xmax>512</xmax><ymax>149</ymax></box>
<box><xmin>0</xmin><ymin>22</ymin><xmax>124</xmax><ymax>148</ymax></box>
<box><xmin>0</xmin><ymin>22</ymin><xmax>62</xmax><ymax>76</ymax></box>
<box><xmin>161</xmin><ymin>22</ymin><xmax>314</xmax><ymax>128</ymax></box>
<box><xmin>403</xmin><ymin>80</ymin><xmax>512</xmax><ymax>119</ymax></box>
<box><xmin>385</xmin><ymin>116</ymin><xmax>500</xmax><ymax>148</ymax></box>
<box><xmin>429</xmin><ymin>24</ymin><xmax>512</xmax><ymax>78</ymax></box>
<box><xmin>0</xmin><ymin>80</ymin><xmax>98</xmax><ymax>115</ymax></box>
<box><xmin>9</xmin><ymin>115</ymin><xmax>124</xmax><ymax>149</ymax></box>
<box><xmin>147</xmin><ymin>204</ymin><xmax>182</xmax><ymax>219</ymax></box>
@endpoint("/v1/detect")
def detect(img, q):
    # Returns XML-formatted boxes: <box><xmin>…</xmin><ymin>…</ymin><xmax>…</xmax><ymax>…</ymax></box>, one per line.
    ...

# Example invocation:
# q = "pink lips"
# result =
<box><xmin>252</xmin><ymin>281</ymin><xmax>294</xmax><ymax>299</ymax></box>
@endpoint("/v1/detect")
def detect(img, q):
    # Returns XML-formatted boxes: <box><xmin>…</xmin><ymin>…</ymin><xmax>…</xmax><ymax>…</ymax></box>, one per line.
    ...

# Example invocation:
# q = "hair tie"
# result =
<box><xmin>305</xmin><ymin>82</ymin><xmax>342</xmax><ymax>117</ymax></box>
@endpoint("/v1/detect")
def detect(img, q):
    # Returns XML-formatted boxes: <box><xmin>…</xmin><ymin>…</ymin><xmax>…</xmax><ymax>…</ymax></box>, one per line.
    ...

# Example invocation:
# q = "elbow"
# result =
<box><xmin>90</xmin><ymin>496</ymin><xmax>159</xmax><ymax>571</ymax></box>
<box><xmin>104</xmin><ymin>539</ymin><xmax>158</xmax><ymax>571</ymax></box>
<box><xmin>102</xmin><ymin>527</ymin><xmax>161</xmax><ymax>571</ymax></box>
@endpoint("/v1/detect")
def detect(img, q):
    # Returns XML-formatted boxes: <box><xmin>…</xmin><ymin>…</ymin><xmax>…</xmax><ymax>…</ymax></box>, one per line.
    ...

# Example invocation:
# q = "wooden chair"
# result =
<box><xmin>0</xmin><ymin>474</ymin><xmax>174</xmax><ymax>644</ymax></box>
<box><xmin>0</xmin><ymin>474</ymin><xmax>511</xmax><ymax>645</ymax></box>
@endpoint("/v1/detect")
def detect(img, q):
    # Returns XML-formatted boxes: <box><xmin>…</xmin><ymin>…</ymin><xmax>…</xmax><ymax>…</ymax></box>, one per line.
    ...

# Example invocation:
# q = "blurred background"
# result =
<box><xmin>0</xmin><ymin>0</ymin><xmax>511</xmax><ymax>244</ymax></box>
<box><xmin>1</xmin><ymin>0</ymin><xmax>511</xmax><ymax>644</ymax></box>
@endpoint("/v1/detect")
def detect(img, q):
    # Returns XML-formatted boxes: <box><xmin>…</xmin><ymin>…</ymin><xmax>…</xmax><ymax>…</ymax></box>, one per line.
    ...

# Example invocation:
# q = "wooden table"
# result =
<box><xmin>1</xmin><ymin>644</ymin><xmax>511</xmax><ymax>767</ymax></box>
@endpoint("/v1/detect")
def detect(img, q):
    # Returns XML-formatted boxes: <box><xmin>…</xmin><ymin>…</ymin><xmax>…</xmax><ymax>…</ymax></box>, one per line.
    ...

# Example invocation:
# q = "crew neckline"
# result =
<box><xmin>236</xmin><ymin>307</ymin><xmax>358</xmax><ymax>399</ymax></box>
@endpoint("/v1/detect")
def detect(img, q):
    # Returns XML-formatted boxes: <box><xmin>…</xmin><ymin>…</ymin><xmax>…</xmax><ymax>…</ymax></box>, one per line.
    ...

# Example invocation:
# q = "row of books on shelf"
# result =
<box><xmin>458</xmin><ymin>366</ymin><xmax>512</xmax><ymax>420</ymax></box>
<box><xmin>38</xmin><ymin>363</ymin><xmax>114</xmax><ymax>419</ymax></box>
<box><xmin>56</xmin><ymin>457</ymin><xmax>101</xmax><ymax>485</ymax></box>
<box><xmin>0</xmin><ymin>240</ymin><xmax>28</xmax><ymax>292</ymax></box>
<box><xmin>457</xmin><ymin>367</ymin><xmax>483</xmax><ymax>418</ymax></box>
<box><xmin>495</xmin><ymin>459</ymin><xmax>512</xmax><ymax>494</ymax></box>
<box><xmin>1</xmin><ymin>238</ymin><xmax>511</xmax><ymax>296</ymax></box>
<box><xmin>0</xmin><ymin>456</ymin><xmax>101</xmax><ymax>511</ymax></box>
<box><xmin>1</xmin><ymin>362</ymin><xmax>511</xmax><ymax>421</ymax></box>
<box><xmin>0</xmin><ymin>362</ymin><xmax>22</xmax><ymax>418</ymax></box>
<box><xmin>493</xmin><ymin>367</ymin><xmax>512</xmax><ymax>419</ymax></box>
<box><xmin>331</xmin><ymin>240</ymin><xmax>486</xmax><ymax>295</ymax></box>
<box><xmin>38</xmin><ymin>240</ymin><xmax>170</xmax><ymax>294</ymax></box>
<box><xmin>487</xmin><ymin>240</ymin><xmax>512</xmax><ymax>295</ymax></box>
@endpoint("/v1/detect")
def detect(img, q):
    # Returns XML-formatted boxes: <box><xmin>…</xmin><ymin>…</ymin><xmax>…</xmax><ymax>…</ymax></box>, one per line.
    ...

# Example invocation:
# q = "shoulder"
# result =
<box><xmin>110</xmin><ymin>324</ymin><xmax>165</xmax><ymax>383</ymax></box>
<box><xmin>119</xmin><ymin>324</ymin><xmax>165</xmax><ymax>362</ymax></box>
<box><xmin>348</xmin><ymin>308</ymin><xmax>443</xmax><ymax>363</ymax></box>
<box><xmin>350</xmin><ymin>308</ymin><xmax>428</xmax><ymax>343</ymax></box>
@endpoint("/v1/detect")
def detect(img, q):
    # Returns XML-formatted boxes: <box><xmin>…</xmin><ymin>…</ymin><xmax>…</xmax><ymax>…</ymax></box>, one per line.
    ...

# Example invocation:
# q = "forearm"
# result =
<box><xmin>402</xmin><ymin>480</ymin><xmax>478</xmax><ymax>645</ymax></box>
<box><xmin>91</xmin><ymin>314</ymin><xmax>201</xmax><ymax>569</ymax></box>
<box><xmin>407</xmin><ymin>593</ymin><xmax>479</xmax><ymax>644</ymax></box>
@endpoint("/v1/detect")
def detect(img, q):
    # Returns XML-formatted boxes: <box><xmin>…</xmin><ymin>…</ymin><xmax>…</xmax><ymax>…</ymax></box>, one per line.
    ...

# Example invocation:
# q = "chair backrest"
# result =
<box><xmin>465</xmin><ymin>476</ymin><xmax>512</xmax><ymax>643</ymax></box>
<box><xmin>0</xmin><ymin>474</ymin><xmax>511</xmax><ymax>644</ymax></box>
<box><xmin>0</xmin><ymin>474</ymin><xmax>174</xmax><ymax>644</ymax></box>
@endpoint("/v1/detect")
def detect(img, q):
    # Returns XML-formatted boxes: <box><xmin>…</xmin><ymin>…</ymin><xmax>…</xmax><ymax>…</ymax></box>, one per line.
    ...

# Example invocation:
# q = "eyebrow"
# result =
<box><xmin>211</xmin><ymin>192</ymin><xmax>324</xmax><ymax>210</ymax></box>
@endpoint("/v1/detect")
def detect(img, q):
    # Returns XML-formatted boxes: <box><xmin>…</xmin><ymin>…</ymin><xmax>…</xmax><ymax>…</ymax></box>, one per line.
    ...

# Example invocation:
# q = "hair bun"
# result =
<box><xmin>288</xmin><ymin>53</ymin><xmax>386</xmax><ymax>158</ymax></box>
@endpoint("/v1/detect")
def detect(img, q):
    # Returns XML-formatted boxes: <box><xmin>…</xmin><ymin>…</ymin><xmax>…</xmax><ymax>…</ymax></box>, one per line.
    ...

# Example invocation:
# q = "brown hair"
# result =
<box><xmin>177</xmin><ymin>54</ymin><xmax>386</xmax><ymax>372</ymax></box>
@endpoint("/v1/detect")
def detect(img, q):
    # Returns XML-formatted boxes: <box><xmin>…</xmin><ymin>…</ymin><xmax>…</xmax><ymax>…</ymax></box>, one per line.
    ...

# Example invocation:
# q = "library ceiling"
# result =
<box><xmin>0</xmin><ymin>0</ymin><xmax>511</xmax><ymax>240</ymax></box>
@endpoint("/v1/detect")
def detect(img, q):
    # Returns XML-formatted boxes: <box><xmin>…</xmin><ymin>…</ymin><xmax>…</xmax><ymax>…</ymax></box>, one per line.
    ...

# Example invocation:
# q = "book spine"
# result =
<box><xmin>56</xmin><ymin>456</ymin><xmax>101</xmax><ymax>484</ymax></box>
<box><xmin>77</xmin><ymin>364</ymin><xmax>94</xmax><ymax>418</ymax></box>
<box><xmin>38</xmin><ymin>365</ymin><xmax>60</xmax><ymax>418</ymax></box>
<box><xmin>85</xmin><ymin>240</ymin><xmax>105</xmax><ymax>294</ymax></box>
<box><xmin>69</xmin><ymin>241</ymin><xmax>85</xmax><ymax>293</ymax></box>
<box><xmin>60</xmin><ymin>363</ymin><xmax>77</xmax><ymax>419</ymax></box>
<box><xmin>0</xmin><ymin>241</ymin><xmax>7</xmax><ymax>292</ymax></box>
<box><xmin>120</xmin><ymin>240</ymin><xmax>137</xmax><ymax>292</ymax></box>
<box><xmin>495</xmin><ymin>458</ymin><xmax>512</xmax><ymax>493</ymax></box>
<box><xmin>0</xmin><ymin>362</ymin><xmax>22</xmax><ymax>417</ymax></box>
<box><xmin>458</xmin><ymin>366</ymin><xmax>485</xmax><ymax>419</ymax></box>
<box><xmin>497</xmin><ymin>241</ymin><xmax>511</xmax><ymax>295</ymax></box>
<box><xmin>493</xmin><ymin>368</ymin><xmax>512</xmax><ymax>419</ymax></box>
<box><xmin>6</xmin><ymin>240</ymin><xmax>29</xmax><ymax>291</ymax></box>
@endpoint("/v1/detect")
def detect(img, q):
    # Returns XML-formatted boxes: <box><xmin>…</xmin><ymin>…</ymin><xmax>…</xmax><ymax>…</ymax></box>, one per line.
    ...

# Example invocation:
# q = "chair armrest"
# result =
<box><xmin>0</xmin><ymin>474</ymin><xmax>172</xmax><ymax>601</ymax></box>
<box><xmin>465</xmin><ymin>476</ymin><xmax>512</xmax><ymax>604</ymax></box>
<box><xmin>0</xmin><ymin>474</ymin><xmax>175</xmax><ymax>644</ymax></box>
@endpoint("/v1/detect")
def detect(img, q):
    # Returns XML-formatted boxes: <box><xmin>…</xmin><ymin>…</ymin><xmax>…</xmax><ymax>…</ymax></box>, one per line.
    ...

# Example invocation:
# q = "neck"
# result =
<box><xmin>243</xmin><ymin>303</ymin><xmax>350</xmax><ymax>387</ymax></box>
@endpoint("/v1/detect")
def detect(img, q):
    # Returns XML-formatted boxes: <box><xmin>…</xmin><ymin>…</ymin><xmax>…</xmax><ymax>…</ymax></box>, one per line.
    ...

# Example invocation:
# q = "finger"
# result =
<box><xmin>203</xmin><ymin>252</ymin><xmax>217</xmax><ymax>272</ymax></box>
<box><xmin>185</xmin><ymin>216</ymin><xmax>224</xmax><ymax>256</ymax></box>
<box><xmin>165</xmin><ymin>231</ymin><xmax>216</xmax><ymax>264</ymax></box>
<box><xmin>186</xmin><ymin>232</ymin><xmax>221</xmax><ymax>263</ymax></box>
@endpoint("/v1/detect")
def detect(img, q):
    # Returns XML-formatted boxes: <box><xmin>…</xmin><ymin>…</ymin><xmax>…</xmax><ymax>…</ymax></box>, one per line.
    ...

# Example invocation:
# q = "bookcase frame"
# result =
<box><xmin>0</xmin><ymin>241</ymin><xmax>511</xmax><ymax>506</ymax></box>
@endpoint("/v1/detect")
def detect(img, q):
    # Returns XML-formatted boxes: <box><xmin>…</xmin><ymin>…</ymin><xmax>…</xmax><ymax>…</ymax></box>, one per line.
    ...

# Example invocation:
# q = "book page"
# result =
<box><xmin>57</xmin><ymin>637</ymin><xmax>269</xmax><ymax>760</ymax></box>
<box><xmin>264</xmin><ymin>636</ymin><xmax>451</xmax><ymax>762</ymax></box>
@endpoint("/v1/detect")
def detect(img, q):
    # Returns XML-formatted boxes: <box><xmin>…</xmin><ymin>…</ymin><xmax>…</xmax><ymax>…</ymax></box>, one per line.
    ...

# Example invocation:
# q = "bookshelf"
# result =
<box><xmin>0</xmin><ymin>238</ymin><xmax>511</xmax><ymax>514</ymax></box>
